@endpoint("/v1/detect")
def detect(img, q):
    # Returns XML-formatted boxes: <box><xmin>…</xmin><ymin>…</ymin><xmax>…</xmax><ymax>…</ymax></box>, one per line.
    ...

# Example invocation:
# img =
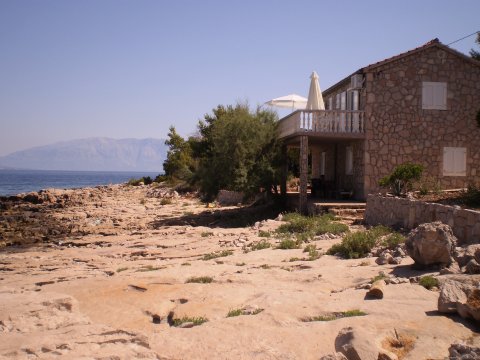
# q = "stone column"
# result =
<box><xmin>280</xmin><ymin>145</ymin><xmax>287</xmax><ymax>197</ymax></box>
<box><xmin>299</xmin><ymin>135</ymin><xmax>308</xmax><ymax>214</ymax></box>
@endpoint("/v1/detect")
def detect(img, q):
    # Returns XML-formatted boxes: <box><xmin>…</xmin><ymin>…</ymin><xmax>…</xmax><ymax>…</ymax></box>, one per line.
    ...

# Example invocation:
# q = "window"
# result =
<box><xmin>443</xmin><ymin>147</ymin><xmax>466</xmax><ymax>176</ymax></box>
<box><xmin>340</xmin><ymin>92</ymin><xmax>347</xmax><ymax>110</ymax></box>
<box><xmin>335</xmin><ymin>94</ymin><xmax>340</xmax><ymax>109</ymax></box>
<box><xmin>320</xmin><ymin>152</ymin><xmax>326</xmax><ymax>176</ymax></box>
<box><xmin>422</xmin><ymin>82</ymin><xmax>447</xmax><ymax>110</ymax></box>
<box><xmin>345</xmin><ymin>146</ymin><xmax>353</xmax><ymax>175</ymax></box>
<box><xmin>328</xmin><ymin>97</ymin><xmax>333</xmax><ymax>110</ymax></box>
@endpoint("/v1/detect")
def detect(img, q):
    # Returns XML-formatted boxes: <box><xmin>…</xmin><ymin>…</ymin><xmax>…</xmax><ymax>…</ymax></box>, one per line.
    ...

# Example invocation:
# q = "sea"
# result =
<box><xmin>0</xmin><ymin>169</ymin><xmax>160</xmax><ymax>196</ymax></box>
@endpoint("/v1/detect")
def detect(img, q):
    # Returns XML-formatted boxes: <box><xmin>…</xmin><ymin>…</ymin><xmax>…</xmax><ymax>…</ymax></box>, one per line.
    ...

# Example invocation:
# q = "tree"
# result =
<box><xmin>162</xmin><ymin>126</ymin><xmax>194</xmax><ymax>180</ymax></box>
<box><xmin>379</xmin><ymin>163</ymin><xmax>424</xmax><ymax>196</ymax></box>
<box><xmin>193</xmin><ymin>103</ymin><xmax>282</xmax><ymax>200</ymax></box>
<box><xmin>470</xmin><ymin>33</ymin><xmax>480</xmax><ymax>60</ymax></box>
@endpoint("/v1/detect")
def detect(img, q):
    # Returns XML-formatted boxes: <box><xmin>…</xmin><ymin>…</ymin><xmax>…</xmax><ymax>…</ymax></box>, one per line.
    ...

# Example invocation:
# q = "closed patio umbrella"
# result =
<box><xmin>306</xmin><ymin>71</ymin><xmax>325</xmax><ymax>110</ymax></box>
<box><xmin>265</xmin><ymin>94</ymin><xmax>307</xmax><ymax>111</ymax></box>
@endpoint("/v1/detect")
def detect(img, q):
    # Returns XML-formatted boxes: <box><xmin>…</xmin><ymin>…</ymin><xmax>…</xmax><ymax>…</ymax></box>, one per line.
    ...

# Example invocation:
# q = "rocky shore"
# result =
<box><xmin>0</xmin><ymin>184</ymin><xmax>479</xmax><ymax>359</ymax></box>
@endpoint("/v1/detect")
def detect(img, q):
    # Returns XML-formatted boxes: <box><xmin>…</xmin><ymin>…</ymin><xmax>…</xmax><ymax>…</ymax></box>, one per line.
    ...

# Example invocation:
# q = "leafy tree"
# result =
<box><xmin>379</xmin><ymin>163</ymin><xmax>424</xmax><ymax>196</ymax></box>
<box><xmin>193</xmin><ymin>103</ymin><xmax>282</xmax><ymax>200</ymax></box>
<box><xmin>470</xmin><ymin>33</ymin><xmax>480</xmax><ymax>60</ymax></box>
<box><xmin>163</xmin><ymin>126</ymin><xmax>194</xmax><ymax>180</ymax></box>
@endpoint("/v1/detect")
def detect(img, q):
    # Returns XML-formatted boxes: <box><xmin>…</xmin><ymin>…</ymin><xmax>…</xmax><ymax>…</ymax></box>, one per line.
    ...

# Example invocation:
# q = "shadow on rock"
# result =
<box><xmin>149</xmin><ymin>202</ymin><xmax>283</xmax><ymax>229</ymax></box>
<box><xmin>0</xmin><ymin>197</ymin><xmax>75</xmax><ymax>251</ymax></box>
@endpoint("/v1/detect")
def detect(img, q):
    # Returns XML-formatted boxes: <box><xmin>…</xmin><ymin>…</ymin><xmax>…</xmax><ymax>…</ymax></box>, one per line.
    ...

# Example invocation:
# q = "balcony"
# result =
<box><xmin>277</xmin><ymin>110</ymin><xmax>366</xmax><ymax>140</ymax></box>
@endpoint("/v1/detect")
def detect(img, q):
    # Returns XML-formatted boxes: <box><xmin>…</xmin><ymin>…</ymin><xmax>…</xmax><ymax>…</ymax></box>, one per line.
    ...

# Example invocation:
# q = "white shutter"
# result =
<box><xmin>335</xmin><ymin>94</ymin><xmax>340</xmax><ymax>109</ymax></box>
<box><xmin>434</xmin><ymin>82</ymin><xmax>447</xmax><ymax>110</ymax></box>
<box><xmin>340</xmin><ymin>92</ymin><xmax>346</xmax><ymax>110</ymax></box>
<box><xmin>443</xmin><ymin>147</ymin><xmax>466</xmax><ymax>176</ymax></box>
<box><xmin>328</xmin><ymin>97</ymin><xmax>333</xmax><ymax>110</ymax></box>
<box><xmin>422</xmin><ymin>82</ymin><xmax>434</xmax><ymax>109</ymax></box>
<box><xmin>454</xmin><ymin>147</ymin><xmax>466</xmax><ymax>175</ymax></box>
<box><xmin>423</xmin><ymin>82</ymin><xmax>447</xmax><ymax>110</ymax></box>
<box><xmin>443</xmin><ymin>147</ymin><xmax>454</xmax><ymax>175</ymax></box>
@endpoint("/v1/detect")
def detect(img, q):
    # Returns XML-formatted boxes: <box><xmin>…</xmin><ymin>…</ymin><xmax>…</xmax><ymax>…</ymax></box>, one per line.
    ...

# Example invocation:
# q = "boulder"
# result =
<box><xmin>334</xmin><ymin>326</ymin><xmax>379</xmax><ymax>360</ymax></box>
<box><xmin>449</xmin><ymin>342</ymin><xmax>480</xmax><ymax>359</ymax></box>
<box><xmin>438</xmin><ymin>279</ymin><xmax>469</xmax><ymax>313</ymax></box>
<box><xmin>438</xmin><ymin>277</ymin><xmax>480</xmax><ymax>323</ymax></box>
<box><xmin>405</xmin><ymin>222</ymin><xmax>456</xmax><ymax>266</ymax></box>
<box><xmin>466</xmin><ymin>259</ymin><xmax>480</xmax><ymax>274</ymax></box>
<box><xmin>454</xmin><ymin>244</ymin><xmax>480</xmax><ymax>268</ymax></box>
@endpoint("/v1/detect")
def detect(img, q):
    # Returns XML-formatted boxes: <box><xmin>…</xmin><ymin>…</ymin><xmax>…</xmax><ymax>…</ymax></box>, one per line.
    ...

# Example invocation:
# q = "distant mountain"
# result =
<box><xmin>0</xmin><ymin>138</ymin><xmax>168</xmax><ymax>172</ymax></box>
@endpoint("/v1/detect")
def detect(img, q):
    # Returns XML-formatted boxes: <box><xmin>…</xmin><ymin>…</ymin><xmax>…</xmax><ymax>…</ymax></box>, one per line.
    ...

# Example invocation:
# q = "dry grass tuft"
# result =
<box><xmin>381</xmin><ymin>330</ymin><xmax>416</xmax><ymax>359</ymax></box>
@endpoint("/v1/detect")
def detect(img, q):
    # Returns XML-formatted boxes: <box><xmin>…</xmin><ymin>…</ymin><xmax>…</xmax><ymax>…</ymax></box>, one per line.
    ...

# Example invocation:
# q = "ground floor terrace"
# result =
<box><xmin>278</xmin><ymin>110</ymin><xmax>367</xmax><ymax>214</ymax></box>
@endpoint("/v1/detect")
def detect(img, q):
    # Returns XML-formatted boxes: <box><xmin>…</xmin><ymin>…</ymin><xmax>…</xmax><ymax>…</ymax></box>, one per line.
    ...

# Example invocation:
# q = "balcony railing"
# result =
<box><xmin>277</xmin><ymin>110</ymin><xmax>365</xmax><ymax>139</ymax></box>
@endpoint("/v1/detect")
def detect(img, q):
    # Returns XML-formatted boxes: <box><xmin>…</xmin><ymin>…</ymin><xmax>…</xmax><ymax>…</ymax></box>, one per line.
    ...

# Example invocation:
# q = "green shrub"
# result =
<box><xmin>379</xmin><ymin>163</ymin><xmax>424</xmax><ymax>196</ymax></box>
<box><xmin>302</xmin><ymin>309</ymin><xmax>367</xmax><ymax>322</ymax></box>
<box><xmin>127</xmin><ymin>176</ymin><xmax>153</xmax><ymax>186</ymax></box>
<box><xmin>327</xmin><ymin>225</ymin><xmax>403</xmax><ymax>259</ymax></box>
<box><xmin>201</xmin><ymin>231</ymin><xmax>214</xmax><ymax>237</ymax></box>
<box><xmin>226</xmin><ymin>309</ymin><xmax>243</xmax><ymax>317</ymax></box>
<box><xmin>277</xmin><ymin>238</ymin><xmax>299</xmax><ymax>250</ymax></box>
<box><xmin>202</xmin><ymin>250</ymin><xmax>233</xmax><ymax>261</ymax></box>
<box><xmin>381</xmin><ymin>232</ymin><xmax>405</xmax><ymax>249</ymax></box>
<box><xmin>463</xmin><ymin>183</ymin><xmax>480</xmax><ymax>207</ymax></box>
<box><xmin>172</xmin><ymin>316</ymin><xmax>208</xmax><ymax>327</ymax></box>
<box><xmin>303</xmin><ymin>244</ymin><xmax>321</xmax><ymax>261</ymax></box>
<box><xmin>276</xmin><ymin>213</ymin><xmax>348</xmax><ymax>241</ymax></box>
<box><xmin>160</xmin><ymin>198</ymin><xmax>173</xmax><ymax>205</ymax></box>
<box><xmin>186</xmin><ymin>276</ymin><xmax>214</xmax><ymax>284</ymax></box>
<box><xmin>250</xmin><ymin>240</ymin><xmax>272</xmax><ymax>251</ymax></box>
<box><xmin>258</xmin><ymin>230</ymin><xmax>271</xmax><ymax>238</ymax></box>
<box><xmin>327</xmin><ymin>231</ymin><xmax>376</xmax><ymax>259</ymax></box>
<box><xmin>419</xmin><ymin>276</ymin><xmax>438</xmax><ymax>290</ymax></box>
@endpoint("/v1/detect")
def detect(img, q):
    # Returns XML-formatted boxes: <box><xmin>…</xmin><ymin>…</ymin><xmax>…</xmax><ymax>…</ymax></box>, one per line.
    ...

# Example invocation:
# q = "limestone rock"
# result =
<box><xmin>335</xmin><ymin>326</ymin><xmax>380</xmax><ymax>360</ymax></box>
<box><xmin>367</xmin><ymin>280</ymin><xmax>386</xmax><ymax>299</ymax></box>
<box><xmin>466</xmin><ymin>259</ymin><xmax>480</xmax><ymax>274</ymax></box>
<box><xmin>405</xmin><ymin>222</ymin><xmax>456</xmax><ymax>266</ymax></box>
<box><xmin>454</xmin><ymin>245</ymin><xmax>480</xmax><ymax>268</ymax></box>
<box><xmin>438</xmin><ymin>279</ymin><xmax>469</xmax><ymax>313</ymax></box>
<box><xmin>449</xmin><ymin>341</ymin><xmax>480</xmax><ymax>359</ymax></box>
<box><xmin>376</xmin><ymin>251</ymin><xmax>393</xmax><ymax>265</ymax></box>
<box><xmin>320</xmin><ymin>353</ymin><xmax>348</xmax><ymax>360</ymax></box>
<box><xmin>439</xmin><ymin>262</ymin><xmax>461</xmax><ymax>275</ymax></box>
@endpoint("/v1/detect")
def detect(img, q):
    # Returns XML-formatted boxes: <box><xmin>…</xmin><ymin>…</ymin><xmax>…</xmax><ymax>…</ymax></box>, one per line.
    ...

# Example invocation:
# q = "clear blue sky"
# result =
<box><xmin>0</xmin><ymin>0</ymin><xmax>478</xmax><ymax>156</ymax></box>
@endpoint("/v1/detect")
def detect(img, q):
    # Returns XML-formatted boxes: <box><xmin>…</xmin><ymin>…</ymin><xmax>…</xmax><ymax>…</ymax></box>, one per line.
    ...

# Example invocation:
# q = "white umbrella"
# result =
<box><xmin>306</xmin><ymin>71</ymin><xmax>325</xmax><ymax>110</ymax></box>
<box><xmin>265</xmin><ymin>93</ymin><xmax>307</xmax><ymax>111</ymax></box>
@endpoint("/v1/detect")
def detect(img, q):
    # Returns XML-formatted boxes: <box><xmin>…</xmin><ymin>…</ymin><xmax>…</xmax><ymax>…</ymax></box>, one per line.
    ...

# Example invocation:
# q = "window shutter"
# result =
<box><xmin>422</xmin><ymin>83</ymin><xmax>434</xmax><ymax>109</ymax></box>
<box><xmin>422</xmin><ymin>82</ymin><xmax>447</xmax><ymax>110</ymax></box>
<box><xmin>443</xmin><ymin>147</ymin><xmax>466</xmax><ymax>176</ymax></box>
<box><xmin>434</xmin><ymin>82</ymin><xmax>447</xmax><ymax>110</ymax></box>
<box><xmin>454</xmin><ymin>147</ymin><xmax>466</xmax><ymax>175</ymax></box>
<box><xmin>328</xmin><ymin>97</ymin><xmax>333</xmax><ymax>110</ymax></box>
<box><xmin>443</xmin><ymin>147</ymin><xmax>454</xmax><ymax>175</ymax></box>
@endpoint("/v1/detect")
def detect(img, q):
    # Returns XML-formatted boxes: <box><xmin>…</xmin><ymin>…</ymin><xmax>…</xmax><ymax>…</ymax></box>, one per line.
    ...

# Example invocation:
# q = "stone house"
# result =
<box><xmin>278</xmin><ymin>39</ymin><xmax>480</xmax><ymax>212</ymax></box>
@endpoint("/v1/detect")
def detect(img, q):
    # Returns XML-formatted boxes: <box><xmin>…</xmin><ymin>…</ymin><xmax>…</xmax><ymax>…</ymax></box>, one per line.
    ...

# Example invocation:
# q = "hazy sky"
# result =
<box><xmin>0</xmin><ymin>0</ymin><xmax>478</xmax><ymax>156</ymax></box>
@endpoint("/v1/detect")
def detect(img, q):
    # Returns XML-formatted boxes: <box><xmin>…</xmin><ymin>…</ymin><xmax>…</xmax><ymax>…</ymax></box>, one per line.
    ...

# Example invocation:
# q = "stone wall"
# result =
<box><xmin>363</xmin><ymin>45</ymin><xmax>480</xmax><ymax>195</ymax></box>
<box><xmin>365</xmin><ymin>194</ymin><xmax>480</xmax><ymax>245</ymax></box>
